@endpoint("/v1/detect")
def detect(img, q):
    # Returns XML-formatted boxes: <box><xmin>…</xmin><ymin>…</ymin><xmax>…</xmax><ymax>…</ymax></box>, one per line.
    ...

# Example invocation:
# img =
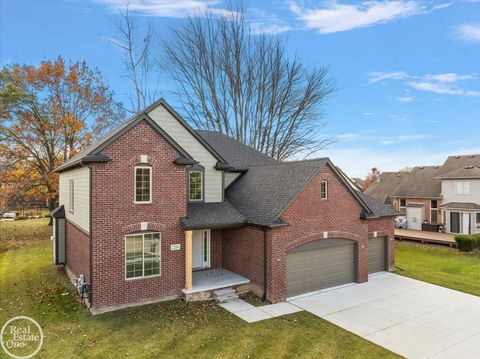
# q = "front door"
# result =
<box><xmin>192</xmin><ymin>229</ymin><xmax>210</xmax><ymax>269</ymax></box>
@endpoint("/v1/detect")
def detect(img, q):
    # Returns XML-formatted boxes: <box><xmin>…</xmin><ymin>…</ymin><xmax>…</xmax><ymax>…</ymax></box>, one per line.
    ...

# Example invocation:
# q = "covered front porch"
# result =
<box><xmin>182</xmin><ymin>228</ymin><xmax>250</xmax><ymax>301</ymax></box>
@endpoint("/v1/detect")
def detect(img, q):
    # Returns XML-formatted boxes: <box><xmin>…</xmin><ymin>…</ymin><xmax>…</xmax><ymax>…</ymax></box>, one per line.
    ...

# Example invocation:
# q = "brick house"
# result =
<box><xmin>52</xmin><ymin>99</ymin><xmax>399</xmax><ymax>314</ymax></box>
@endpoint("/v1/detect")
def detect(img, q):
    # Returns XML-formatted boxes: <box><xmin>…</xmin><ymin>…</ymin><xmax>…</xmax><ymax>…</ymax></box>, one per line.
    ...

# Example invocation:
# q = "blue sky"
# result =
<box><xmin>1</xmin><ymin>0</ymin><xmax>480</xmax><ymax>177</ymax></box>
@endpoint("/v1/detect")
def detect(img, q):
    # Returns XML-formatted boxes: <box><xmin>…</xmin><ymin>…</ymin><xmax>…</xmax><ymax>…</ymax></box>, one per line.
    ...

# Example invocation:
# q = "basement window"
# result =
<box><xmin>125</xmin><ymin>232</ymin><xmax>161</xmax><ymax>279</ymax></box>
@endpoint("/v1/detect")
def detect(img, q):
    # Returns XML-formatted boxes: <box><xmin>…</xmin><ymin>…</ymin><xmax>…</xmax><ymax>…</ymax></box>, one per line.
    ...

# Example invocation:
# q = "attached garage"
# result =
<box><xmin>368</xmin><ymin>237</ymin><xmax>387</xmax><ymax>274</ymax></box>
<box><xmin>286</xmin><ymin>238</ymin><xmax>356</xmax><ymax>297</ymax></box>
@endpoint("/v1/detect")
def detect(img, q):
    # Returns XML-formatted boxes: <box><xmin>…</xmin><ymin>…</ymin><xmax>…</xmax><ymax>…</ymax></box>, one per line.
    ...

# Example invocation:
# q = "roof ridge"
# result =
<box><xmin>248</xmin><ymin>157</ymin><xmax>329</xmax><ymax>167</ymax></box>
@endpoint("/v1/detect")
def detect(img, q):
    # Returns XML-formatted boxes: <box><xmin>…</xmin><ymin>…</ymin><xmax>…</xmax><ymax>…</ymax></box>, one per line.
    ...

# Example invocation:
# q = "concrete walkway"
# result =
<box><xmin>219</xmin><ymin>299</ymin><xmax>302</xmax><ymax>323</ymax></box>
<box><xmin>288</xmin><ymin>272</ymin><xmax>480</xmax><ymax>359</ymax></box>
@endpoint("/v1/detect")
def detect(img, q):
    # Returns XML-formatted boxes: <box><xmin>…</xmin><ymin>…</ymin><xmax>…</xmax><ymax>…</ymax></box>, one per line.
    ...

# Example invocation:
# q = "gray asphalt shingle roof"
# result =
<box><xmin>441</xmin><ymin>202</ymin><xmax>480</xmax><ymax>210</ymax></box>
<box><xmin>181</xmin><ymin>201</ymin><xmax>245</xmax><ymax>229</ymax></box>
<box><xmin>357</xmin><ymin>192</ymin><xmax>402</xmax><ymax>218</ymax></box>
<box><xmin>226</xmin><ymin>159</ymin><xmax>329</xmax><ymax>226</ymax></box>
<box><xmin>436</xmin><ymin>166</ymin><xmax>480</xmax><ymax>179</ymax></box>
<box><xmin>197</xmin><ymin>131</ymin><xmax>278</xmax><ymax>169</ymax></box>
<box><xmin>438</xmin><ymin>154</ymin><xmax>480</xmax><ymax>175</ymax></box>
<box><xmin>365</xmin><ymin>172</ymin><xmax>408</xmax><ymax>204</ymax></box>
<box><xmin>391</xmin><ymin>166</ymin><xmax>443</xmax><ymax>198</ymax></box>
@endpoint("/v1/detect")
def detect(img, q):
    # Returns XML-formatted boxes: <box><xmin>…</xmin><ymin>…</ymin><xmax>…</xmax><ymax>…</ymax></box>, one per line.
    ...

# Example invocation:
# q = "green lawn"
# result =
<box><xmin>0</xmin><ymin>219</ymin><xmax>399</xmax><ymax>359</ymax></box>
<box><xmin>395</xmin><ymin>241</ymin><xmax>480</xmax><ymax>296</ymax></box>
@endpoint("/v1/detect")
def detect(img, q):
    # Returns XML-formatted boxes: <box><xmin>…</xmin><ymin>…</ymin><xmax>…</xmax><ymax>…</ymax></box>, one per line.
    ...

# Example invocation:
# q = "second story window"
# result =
<box><xmin>399</xmin><ymin>199</ymin><xmax>406</xmax><ymax>213</ymax></box>
<box><xmin>135</xmin><ymin>166</ymin><xmax>152</xmax><ymax>203</ymax></box>
<box><xmin>69</xmin><ymin>179</ymin><xmax>75</xmax><ymax>213</ymax></box>
<box><xmin>189</xmin><ymin>171</ymin><xmax>203</xmax><ymax>201</ymax></box>
<box><xmin>455</xmin><ymin>181</ymin><xmax>470</xmax><ymax>195</ymax></box>
<box><xmin>320</xmin><ymin>180</ymin><xmax>328</xmax><ymax>200</ymax></box>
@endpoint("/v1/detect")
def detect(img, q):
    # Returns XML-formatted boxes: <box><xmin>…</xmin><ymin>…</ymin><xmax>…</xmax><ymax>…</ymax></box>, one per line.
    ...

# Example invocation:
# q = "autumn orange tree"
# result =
<box><xmin>363</xmin><ymin>167</ymin><xmax>381</xmax><ymax>190</ymax></box>
<box><xmin>0</xmin><ymin>57</ymin><xmax>124</xmax><ymax>218</ymax></box>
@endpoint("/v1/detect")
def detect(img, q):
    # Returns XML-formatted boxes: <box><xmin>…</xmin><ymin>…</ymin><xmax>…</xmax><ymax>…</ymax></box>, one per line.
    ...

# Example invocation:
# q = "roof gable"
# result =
<box><xmin>226</xmin><ymin>158</ymin><xmax>372</xmax><ymax>227</ymax></box>
<box><xmin>55</xmin><ymin>98</ymin><xmax>225</xmax><ymax>173</ymax></box>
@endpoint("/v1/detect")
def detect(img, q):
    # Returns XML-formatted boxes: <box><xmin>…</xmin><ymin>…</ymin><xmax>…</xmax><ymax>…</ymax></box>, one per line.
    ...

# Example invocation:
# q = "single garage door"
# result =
<box><xmin>368</xmin><ymin>237</ymin><xmax>386</xmax><ymax>274</ymax></box>
<box><xmin>286</xmin><ymin>239</ymin><xmax>356</xmax><ymax>297</ymax></box>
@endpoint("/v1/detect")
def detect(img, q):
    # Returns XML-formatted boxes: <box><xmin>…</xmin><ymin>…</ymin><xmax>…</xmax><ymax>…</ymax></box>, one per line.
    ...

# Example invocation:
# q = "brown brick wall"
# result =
<box><xmin>265</xmin><ymin>164</ymin><xmax>369</xmax><ymax>302</ymax></box>
<box><xmin>65</xmin><ymin>220</ymin><xmax>91</xmax><ymax>283</ymax></box>
<box><xmin>210</xmin><ymin>229</ymin><xmax>222</xmax><ymax>268</ymax></box>
<box><xmin>90</xmin><ymin>120</ymin><xmax>187</xmax><ymax>311</ymax></box>
<box><xmin>222</xmin><ymin>226</ymin><xmax>265</xmax><ymax>288</ymax></box>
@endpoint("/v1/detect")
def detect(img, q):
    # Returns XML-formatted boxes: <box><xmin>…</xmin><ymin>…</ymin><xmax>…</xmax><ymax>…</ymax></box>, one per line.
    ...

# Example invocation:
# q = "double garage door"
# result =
<box><xmin>286</xmin><ymin>237</ymin><xmax>386</xmax><ymax>297</ymax></box>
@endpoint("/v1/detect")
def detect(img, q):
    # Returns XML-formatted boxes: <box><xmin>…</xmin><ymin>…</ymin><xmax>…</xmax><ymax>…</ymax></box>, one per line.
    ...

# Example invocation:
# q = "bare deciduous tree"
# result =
<box><xmin>163</xmin><ymin>5</ymin><xmax>335</xmax><ymax>160</ymax></box>
<box><xmin>109</xmin><ymin>4</ymin><xmax>160</xmax><ymax>113</ymax></box>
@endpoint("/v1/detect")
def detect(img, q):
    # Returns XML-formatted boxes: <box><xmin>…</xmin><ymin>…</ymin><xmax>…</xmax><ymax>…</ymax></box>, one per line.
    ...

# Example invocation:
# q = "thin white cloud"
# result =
<box><xmin>395</xmin><ymin>94</ymin><xmax>414</xmax><ymax>102</ymax></box>
<box><xmin>397</xmin><ymin>134</ymin><xmax>431</xmax><ymax>140</ymax></box>
<box><xmin>337</xmin><ymin>132</ymin><xmax>359</xmax><ymax>140</ymax></box>
<box><xmin>248</xmin><ymin>8</ymin><xmax>293</xmax><ymax>35</ymax></box>
<box><xmin>423</xmin><ymin>73</ymin><xmax>475</xmax><ymax>82</ymax></box>
<box><xmin>93</xmin><ymin>0</ymin><xmax>231</xmax><ymax>18</ymax></box>
<box><xmin>455</xmin><ymin>23</ymin><xmax>480</xmax><ymax>42</ymax></box>
<box><xmin>288</xmin><ymin>1</ymin><xmax>451</xmax><ymax>34</ymax></box>
<box><xmin>362</xmin><ymin>112</ymin><xmax>375</xmax><ymax>116</ymax></box>
<box><xmin>406</xmin><ymin>81</ymin><xmax>480</xmax><ymax>97</ymax></box>
<box><xmin>367</xmin><ymin>71</ymin><xmax>409</xmax><ymax>83</ymax></box>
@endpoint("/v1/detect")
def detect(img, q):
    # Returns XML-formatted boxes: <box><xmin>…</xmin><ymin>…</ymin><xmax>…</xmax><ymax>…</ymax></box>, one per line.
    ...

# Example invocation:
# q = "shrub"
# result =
<box><xmin>455</xmin><ymin>234</ymin><xmax>480</xmax><ymax>252</ymax></box>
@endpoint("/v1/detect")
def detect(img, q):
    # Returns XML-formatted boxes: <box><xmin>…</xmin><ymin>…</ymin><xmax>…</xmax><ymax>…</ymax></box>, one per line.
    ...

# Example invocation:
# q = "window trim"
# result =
<box><xmin>134</xmin><ymin>165</ymin><xmax>152</xmax><ymax>204</ymax></box>
<box><xmin>320</xmin><ymin>180</ymin><xmax>328</xmax><ymax>200</ymax></box>
<box><xmin>476</xmin><ymin>212</ymin><xmax>480</xmax><ymax>231</ymax></box>
<box><xmin>125</xmin><ymin>232</ymin><xmax>161</xmax><ymax>280</ymax></box>
<box><xmin>399</xmin><ymin>198</ymin><xmax>406</xmax><ymax>213</ymax></box>
<box><xmin>430</xmin><ymin>200</ymin><xmax>438</xmax><ymax>224</ymax></box>
<box><xmin>188</xmin><ymin>169</ymin><xmax>204</xmax><ymax>202</ymax></box>
<box><xmin>69</xmin><ymin>179</ymin><xmax>75</xmax><ymax>214</ymax></box>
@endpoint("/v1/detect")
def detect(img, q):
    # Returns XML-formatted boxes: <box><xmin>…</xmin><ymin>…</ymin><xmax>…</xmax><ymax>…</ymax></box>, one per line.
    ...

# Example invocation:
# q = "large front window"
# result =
<box><xmin>189</xmin><ymin>171</ymin><xmax>203</xmax><ymax>201</ymax></box>
<box><xmin>125</xmin><ymin>233</ymin><xmax>161</xmax><ymax>279</ymax></box>
<box><xmin>135</xmin><ymin>166</ymin><xmax>152</xmax><ymax>203</ymax></box>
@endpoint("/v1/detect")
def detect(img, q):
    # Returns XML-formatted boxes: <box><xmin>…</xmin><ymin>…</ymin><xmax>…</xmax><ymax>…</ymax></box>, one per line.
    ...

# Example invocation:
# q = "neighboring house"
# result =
<box><xmin>365</xmin><ymin>171</ymin><xmax>408</xmax><ymax>205</ymax></box>
<box><xmin>51</xmin><ymin>98</ymin><xmax>399</xmax><ymax>314</ymax></box>
<box><xmin>352</xmin><ymin>178</ymin><xmax>365</xmax><ymax>192</ymax></box>
<box><xmin>437</xmin><ymin>165</ymin><xmax>480</xmax><ymax>234</ymax></box>
<box><xmin>365</xmin><ymin>154</ymin><xmax>480</xmax><ymax>234</ymax></box>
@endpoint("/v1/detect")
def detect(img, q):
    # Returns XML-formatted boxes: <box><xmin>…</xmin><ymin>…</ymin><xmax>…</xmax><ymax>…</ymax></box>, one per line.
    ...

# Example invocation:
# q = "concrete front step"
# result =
<box><xmin>214</xmin><ymin>288</ymin><xmax>239</xmax><ymax>302</ymax></box>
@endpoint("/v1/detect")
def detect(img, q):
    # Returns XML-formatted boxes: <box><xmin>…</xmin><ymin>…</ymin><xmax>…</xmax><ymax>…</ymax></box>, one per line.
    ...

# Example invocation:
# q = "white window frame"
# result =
<box><xmin>320</xmin><ymin>180</ymin><xmax>328</xmax><ymax>200</ymax></box>
<box><xmin>399</xmin><ymin>199</ymin><xmax>406</xmax><ymax>213</ymax></box>
<box><xmin>125</xmin><ymin>232</ymin><xmax>161</xmax><ymax>280</ymax></box>
<box><xmin>69</xmin><ymin>179</ymin><xmax>74</xmax><ymax>214</ymax></box>
<box><xmin>189</xmin><ymin>170</ymin><xmax>203</xmax><ymax>202</ymax></box>
<box><xmin>454</xmin><ymin>181</ymin><xmax>470</xmax><ymax>195</ymax></box>
<box><xmin>476</xmin><ymin>212</ymin><xmax>480</xmax><ymax>231</ymax></box>
<box><xmin>134</xmin><ymin>166</ymin><xmax>152</xmax><ymax>204</ymax></box>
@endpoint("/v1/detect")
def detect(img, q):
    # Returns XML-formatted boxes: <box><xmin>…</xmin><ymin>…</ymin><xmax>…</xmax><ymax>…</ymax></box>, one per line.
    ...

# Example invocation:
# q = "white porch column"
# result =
<box><xmin>185</xmin><ymin>230</ymin><xmax>193</xmax><ymax>290</ymax></box>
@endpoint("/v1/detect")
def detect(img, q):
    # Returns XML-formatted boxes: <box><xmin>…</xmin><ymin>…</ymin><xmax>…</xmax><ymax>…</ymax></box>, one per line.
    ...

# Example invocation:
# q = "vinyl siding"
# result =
<box><xmin>441</xmin><ymin>179</ymin><xmax>480</xmax><ymax>204</ymax></box>
<box><xmin>148</xmin><ymin>105</ymin><xmax>222</xmax><ymax>202</ymax></box>
<box><xmin>225</xmin><ymin>172</ymin><xmax>241</xmax><ymax>189</ymax></box>
<box><xmin>59</xmin><ymin>166</ymin><xmax>90</xmax><ymax>233</ymax></box>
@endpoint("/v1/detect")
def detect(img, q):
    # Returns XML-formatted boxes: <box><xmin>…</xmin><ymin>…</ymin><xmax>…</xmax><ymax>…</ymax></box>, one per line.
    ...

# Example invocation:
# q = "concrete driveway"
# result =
<box><xmin>288</xmin><ymin>272</ymin><xmax>480</xmax><ymax>359</ymax></box>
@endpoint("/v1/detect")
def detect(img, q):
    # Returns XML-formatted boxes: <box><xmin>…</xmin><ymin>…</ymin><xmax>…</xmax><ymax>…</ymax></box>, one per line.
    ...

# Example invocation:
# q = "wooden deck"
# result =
<box><xmin>395</xmin><ymin>228</ymin><xmax>456</xmax><ymax>246</ymax></box>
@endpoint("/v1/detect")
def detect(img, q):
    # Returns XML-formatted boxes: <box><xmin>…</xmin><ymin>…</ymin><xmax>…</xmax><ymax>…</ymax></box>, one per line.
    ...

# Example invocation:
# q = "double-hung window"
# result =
<box><xmin>320</xmin><ymin>180</ymin><xmax>328</xmax><ymax>200</ymax></box>
<box><xmin>135</xmin><ymin>166</ymin><xmax>152</xmax><ymax>203</ymax></box>
<box><xmin>455</xmin><ymin>181</ymin><xmax>470</xmax><ymax>195</ymax></box>
<box><xmin>125</xmin><ymin>232</ymin><xmax>161</xmax><ymax>279</ymax></box>
<box><xmin>399</xmin><ymin>199</ymin><xmax>406</xmax><ymax>213</ymax></box>
<box><xmin>69</xmin><ymin>179</ymin><xmax>75</xmax><ymax>213</ymax></box>
<box><xmin>189</xmin><ymin>171</ymin><xmax>203</xmax><ymax>201</ymax></box>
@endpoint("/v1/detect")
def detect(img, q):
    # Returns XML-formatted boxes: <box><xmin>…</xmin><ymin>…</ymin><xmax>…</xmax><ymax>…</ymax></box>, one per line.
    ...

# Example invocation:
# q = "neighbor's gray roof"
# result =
<box><xmin>364</xmin><ymin>171</ymin><xmax>408</xmax><ymax>204</ymax></box>
<box><xmin>436</xmin><ymin>166</ymin><xmax>480</xmax><ymax>179</ymax></box>
<box><xmin>438</xmin><ymin>154</ymin><xmax>480</xmax><ymax>175</ymax></box>
<box><xmin>357</xmin><ymin>192</ymin><xmax>402</xmax><ymax>218</ymax></box>
<box><xmin>181</xmin><ymin>201</ymin><xmax>245</xmax><ymax>229</ymax></box>
<box><xmin>391</xmin><ymin>166</ymin><xmax>443</xmax><ymax>199</ymax></box>
<box><xmin>197</xmin><ymin>131</ymin><xmax>278</xmax><ymax>169</ymax></box>
<box><xmin>440</xmin><ymin>202</ymin><xmax>480</xmax><ymax>210</ymax></box>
